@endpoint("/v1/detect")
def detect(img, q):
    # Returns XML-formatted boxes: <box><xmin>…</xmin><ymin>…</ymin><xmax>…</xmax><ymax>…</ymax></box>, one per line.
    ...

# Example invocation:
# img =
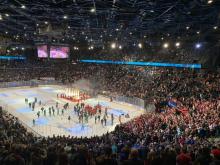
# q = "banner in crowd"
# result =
<box><xmin>168</xmin><ymin>100</ymin><xmax>177</xmax><ymax>107</ymax></box>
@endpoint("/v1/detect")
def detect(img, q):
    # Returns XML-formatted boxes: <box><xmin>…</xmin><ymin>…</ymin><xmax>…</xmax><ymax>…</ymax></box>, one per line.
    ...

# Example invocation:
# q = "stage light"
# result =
<box><xmin>21</xmin><ymin>47</ymin><xmax>25</xmax><ymax>50</ymax></box>
<box><xmin>119</xmin><ymin>45</ymin><xmax>122</xmax><ymax>49</ymax></box>
<box><xmin>195</xmin><ymin>43</ymin><xmax>201</xmax><ymax>49</ymax></box>
<box><xmin>138</xmin><ymin>43</ymin><xmax>142</xmax><ymax>48</ymax></box>
<box><xmin>5</xmin><ymin>14</ymin><xmax>9</xmax><ymax>17</ymax></box>
<box><xmin>213</xmin><ymin>26</ymin><xmax>218</xmax><ymax>30</ymax></box>
<box><xmin>0</xmin><ymin>15</ymin><xmax>2</xmax><ymax>20</ymax></box>
<box><xmin>68</xmin><ymin>26</ymin><xmax>71</xmax><ymax>29</ymax></box>
<box><xmin>130</xmin><ymin>32</ymin><xmax>132</xmax><ymax>35</ymax></box>
<box><xmin>111</xmin><ymin>43</ymin><xmax>116</xmax><ymax>49</ymax></box>
<box><xmin>163</xmin><ymin>43</ymin><xmax>169</xmax><ymax>48</ymax></box>
<box><xmin>63</xmin><ymin>15</ymin><xmax>68</xmax><ymax>19</ymax></box>
<box><xmin>21</xmin><ymin>5</ymin><xmax>26</xmax><ymax>9</ymax></box>
<box><xmin>116</xmin><ymin>28</ymin><xmax>119</xmax><ymax>31</ymax></box>
<box><xmin>5</xmin><ymin>31</ymin><xmax>8</xmax><ymax>34</ymax></box>
<box><xmin>45</xmin><ymin>21</ymin><xmax>48</xmax><ymax>24</ymax></box>
<box><xmin>175</xmin><ymin>42</ymin><xmax>180</xmax><ymax>47</ymax></box>
<box><xmin>161</xmin><ymin>37</ymin><xmax>164</xmax><ymax>40</ymax></box>
<box><xmin>196</xmin><ymin>31</ymin><xmax>200</xmax><ymax>34</ymax></box>
<box><xmin>36</xmin><ymin>23</ymin><xmax>39</xmax><ymax>27</ymax></box>
<box><xmin>208</xmin><ymin>0</ymin><xmax>213</xmax><ymax>4</ymax></box>
<box><xmin>186</xmin><ymin>26</ymin><xmax>190</xmax><ymax>30</ymax></box>
<box><xmin>90</xmin><ymin>8</ymin><xmax>96</xmax><ymax>13</ymax></box>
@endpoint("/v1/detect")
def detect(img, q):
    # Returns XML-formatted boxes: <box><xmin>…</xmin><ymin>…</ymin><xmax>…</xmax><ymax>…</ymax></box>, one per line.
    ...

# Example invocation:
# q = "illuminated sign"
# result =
<box><xmin>80</xmin><ymin>60</ymin><xmax>201</xmax><ymax>69</ymax></box>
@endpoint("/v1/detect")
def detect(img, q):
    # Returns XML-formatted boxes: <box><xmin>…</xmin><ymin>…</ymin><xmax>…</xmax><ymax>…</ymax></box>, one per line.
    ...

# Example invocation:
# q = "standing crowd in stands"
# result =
<box><xmin>0</xmin><ymin>61</ymin><xmax>220</xmax><ymax>165</ymax></box>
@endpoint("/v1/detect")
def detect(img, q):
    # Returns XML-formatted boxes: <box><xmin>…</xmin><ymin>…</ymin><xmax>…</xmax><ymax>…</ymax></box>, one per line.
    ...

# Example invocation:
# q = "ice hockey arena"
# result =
<box><xmin>0</xmin><ymin>0</ymin><xmax>220</xmax><ymax>165</ymax></box>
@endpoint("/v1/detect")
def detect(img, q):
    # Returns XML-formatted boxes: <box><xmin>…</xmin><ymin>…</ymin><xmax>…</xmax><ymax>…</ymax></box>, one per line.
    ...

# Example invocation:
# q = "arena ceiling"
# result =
<box><xmin>0</xmin><ymin>0</ymin><xmax>220</xmax><ymax>46</ymax></box>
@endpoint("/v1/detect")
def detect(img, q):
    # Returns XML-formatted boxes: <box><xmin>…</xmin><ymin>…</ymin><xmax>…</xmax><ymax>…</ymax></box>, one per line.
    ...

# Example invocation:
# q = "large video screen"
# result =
<box><xmin>37</xmin><ymin>45</ymin><xmax>48</xmax><ymax>58</ymax></box>
<box><xmin>50</xmin><ymin>46</ymin><xmax>69</xmax><ymax>59</ymax></box>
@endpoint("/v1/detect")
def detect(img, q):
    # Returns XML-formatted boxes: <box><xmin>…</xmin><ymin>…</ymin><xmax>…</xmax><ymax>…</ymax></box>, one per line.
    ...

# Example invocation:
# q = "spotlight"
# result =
<box><xmin>213</xmin><ymin>26</ymin><xmax>218</xmax><ymax>30</ymax></box>
<box><xmin>138</xmin><ymin>43</ymin><xmax>142</xmax><ymax>48</ymax></box>
<box><xmin>5</xmin><ymin>14</ymin><xmax>9</xmax><ymax>17</ymax></box>
<box><xmin>119</xmin><ymin>45</ymin><xmax>122</xmax><ymax>49</ymax></box>
<box><xmin>195</xmin><ymin>43</ymin><xmax>201</xmax><ymax>49</ymax></box>
<box><xmin>186</xmin><ymin>26</ymin><xmax>190</xmax><ymax>30</ymax></box>
<box><xmin>63</xmin><ymin>15</ymin><xmax>68</xmax><ymax>19</ymax></box>
<box><xmin>175</xmin><ymin>42</ymin><xmax>180</xmax><ymax>47</ymax></box>
<box><xmin>5</xmin><ymin>31</ymin><xmax>8</xmax><ymax>34</ymax></box>
<box><xmin>45</xmin><ymin>21</ymin><xmax>48</xmax><ymax>24</ymax></box>
<box><xmin>207</xmin><ymin>0</ymin><xmax>213</xmax><ymax>4</ymax></box>
<box><xmin>90</xmin><ymin>8</ymin><xmax>96</xmax><ymax>13</ymax></box>
<box><xmin>163</xmin><ymin>43</ymin><xmax>169</xmax><ymax>48</ymax></box>
<box><xmin>111</xmin><ymin>43</ymin><xmax>116</xmax><ymax>49</ymax></box>
<box><xmin>21</xmin><ymin>47</ymin><xmax>25</xmax><ymax>50</ymax></box>
<box><xmin>196</xmin><ymin>31</ymin><xmax>200</xmax><ymax>34</ymax></box>
<box><xmin>21</xmin><ymin>5</ymin><xmax>26</xmax><ymax>9</ymax></box>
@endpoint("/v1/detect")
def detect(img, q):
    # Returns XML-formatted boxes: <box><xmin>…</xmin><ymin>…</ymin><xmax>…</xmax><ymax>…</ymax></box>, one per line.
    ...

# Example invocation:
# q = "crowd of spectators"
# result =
<box><xmin>0</xmin><ymin>61</ymin><xmax>220</xmax><ymax>165</ymax></box>
<box><xmin>79</xmin><ymin>47</ymin><xmax>201</xmax><ymax>64</ymax></box>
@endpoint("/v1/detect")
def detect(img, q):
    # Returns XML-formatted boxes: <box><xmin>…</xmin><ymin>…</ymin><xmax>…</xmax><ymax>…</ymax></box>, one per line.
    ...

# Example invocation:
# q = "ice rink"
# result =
<box><xmin>0</xmin><ymin>85</ymin><xmax>145</xmax><ymax>137</ymax></box>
